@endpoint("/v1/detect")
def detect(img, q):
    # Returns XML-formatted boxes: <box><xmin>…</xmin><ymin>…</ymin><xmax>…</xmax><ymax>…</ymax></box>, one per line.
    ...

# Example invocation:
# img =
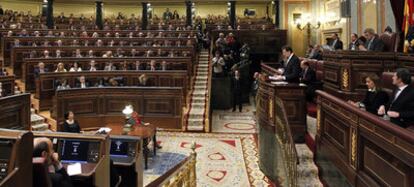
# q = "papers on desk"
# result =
<box><xmin>97</xmin><ymin>127</ymin><xmax>112</xmax><ymax>134</ymax></box>
<box><xmin>271</xmin><ymin>81</ymin><xmax>288</xmax><ymax>85</ymax></box>
<box><xmin>67</xmin><ymin>163</ymin><xmax>82</xmax><ymax>176</ymax></box>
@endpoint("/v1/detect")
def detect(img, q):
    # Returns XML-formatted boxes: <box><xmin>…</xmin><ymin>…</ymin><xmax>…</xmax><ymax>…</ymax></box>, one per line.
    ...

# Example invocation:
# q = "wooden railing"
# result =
<box><xmin>316</xmin><ymin>90</ymin><xmax>414</xmax><ymax>186</ymax></box>
<box><xmin>256</xmin><ymin>79</ymin><xmax>298</xmax><ymax>186</ymax></box>
<box><xmin>146</xmin><ymin>143</ymin><xmax>197</xmax><ymax>187</ymax></box>
<box><xmin>204</xmin><ymin>41</ymin><xmax>214</xmax><ymax>132</ymax></box>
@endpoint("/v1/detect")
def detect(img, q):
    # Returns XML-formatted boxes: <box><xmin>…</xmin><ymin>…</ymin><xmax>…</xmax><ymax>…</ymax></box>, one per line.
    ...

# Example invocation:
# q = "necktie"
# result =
<box><xmin>367</xmin><ymin>39</ymin><xmax>373</xmax><ymax>50</ymax></box>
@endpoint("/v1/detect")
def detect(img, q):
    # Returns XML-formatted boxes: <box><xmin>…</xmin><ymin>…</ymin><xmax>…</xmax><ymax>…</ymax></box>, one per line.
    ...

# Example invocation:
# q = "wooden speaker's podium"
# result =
<box><xmin>33</xmin><ymin>132</ymin><xmax>111</xmax><ymax>187</ymax></box>
<box><xmin>0</xmin><ymin>129</ymin><xmax>33</xmax><ymax>187</ymax></box>
<box><xmin>110</xmin><ymin>135</ymin><xmax>143</xmax><ymax>187</ymax></box>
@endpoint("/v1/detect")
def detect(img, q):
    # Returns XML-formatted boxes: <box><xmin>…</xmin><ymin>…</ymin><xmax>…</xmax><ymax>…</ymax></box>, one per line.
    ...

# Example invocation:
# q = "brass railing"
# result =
<box><xmin>146</xmin><ymin>143</ymin><xmax>197</xmax><ymax>187</ymax></box>
<box><xmin>204</xmin><ymin>41</ymin><xmax>214</xmax><ymax>132</ymax></box>
<box><xmin>273</xmin><ymin>96</ymin><xmax>298</xmax><ymax>187</ymax></box>
<box><xmin>256</xmin><ymin>79</ymin><xmax>298</xmax><ymax>187</ymax></box>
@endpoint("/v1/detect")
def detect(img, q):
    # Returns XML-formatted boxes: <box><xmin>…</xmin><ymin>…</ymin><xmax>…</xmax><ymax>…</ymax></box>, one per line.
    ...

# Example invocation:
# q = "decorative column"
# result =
<box><xmin>95</xmin><ymin>1</ymin><xmax>103</xmax><ymax>30</ymax></box>
<box><xmin>46</xmin><ymin>0</ymin><xmax>54</xmax><ymax>29</ymax></box>
<box><xmin>142</xmin><ymin>2</ymin><xmax>148</xmax><ymax>30</ymax></box>
<box><xmin>185</xmin><ymin>1</ymin><xmax>192</xmax><ymax>27</ymax></box>
<box><xmin>274</xmin><ymin>0</ymin><xmax>280</xmax><ymax>28</ymax></box>
<box><xmin>229</xmin><ymin>1</ymin><xmax>236</xmax><ymax>28</ymax></box>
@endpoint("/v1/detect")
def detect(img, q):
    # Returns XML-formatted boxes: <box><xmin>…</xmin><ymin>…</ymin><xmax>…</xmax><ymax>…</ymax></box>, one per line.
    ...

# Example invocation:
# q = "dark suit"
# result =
<box><xmin>50</xmin><ymin>168</ymin><xmax>73</xmax><ymax>187</ymax></box>
<box><xmin>231</xmin><ymin>77</ymin><xmax>243</xmax><ymax>112</ymax></box>
<box><xmin>75</xmin><ymin>81</ymin><xmax>90</xmax><ymax>88</ymax></box>
<box><xmin>365</xmin><ymin>37</ymin><xmax>385</xmax><ymax>52</ymax></box>
<box><xmin>361</xmin><ymin>90</ymin><xmax>389</xmax><ymax>115</ymax></box>
<box><xmin>34</xmin><ymin>68</ymin><xmax>49</xmax><ymax>77</ymax></box>
<box><xmin>387</xmin><ymin>86</ymin><xmax>414</xmax><ymax>128</ymax></box>
<box><xmin>281</xmin><ymin>55</ymin><xmax>301</xmax><ymax>83</ymax></box>
<box><xmin>348</xmin><ymin>41</ymin><xmax>360</xmax><ymax>50</ymax></box>
<box><xmin>330</xmin><ymin>39</ymin><xmax>343</xmax><ymax>50</ymax></box>
<box><xmin>301</xmin><ymin>67</ymin><xmax>317</xmax><ymax>102</ymax></box>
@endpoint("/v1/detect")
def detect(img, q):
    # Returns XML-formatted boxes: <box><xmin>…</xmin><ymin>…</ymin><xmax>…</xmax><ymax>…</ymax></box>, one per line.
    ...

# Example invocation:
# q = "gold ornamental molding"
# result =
<box><xmin>350</xmin><ymin>127</ymin><xmax>357</xmax><ymax>169</ymax></box>
<box><xmin>341</xmin><ymin>68</ymin><xmax>350</xmax><ymax>90</ymax></box>
<box><xmin>269</xmin><ymin>99</ymin><xmax>274</xmax><ymax>120</ymax></box>
<box><xmin>316</xmin><ymin>106</ymin><xmax>321</xmax><ymax>134</ymax></box>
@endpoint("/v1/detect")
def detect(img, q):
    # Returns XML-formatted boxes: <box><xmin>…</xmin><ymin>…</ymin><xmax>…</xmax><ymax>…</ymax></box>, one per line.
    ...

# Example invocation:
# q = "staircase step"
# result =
<box><xmin>196</xmin><ymin>72</ymin><xmax>208</xmax><ymax>76</ymax></box>
<box><xmin>191</xmin><ymin>98</ymin><xmax>206</xmax><ymax>103</ymax></box>
<box><xmin>31</xmin><ymin>123</ymin><xmax>49</xmax><ymax>131</ymax></box>
<box><xmin>191</xmin><ymin>103</ymin><xmax>205</xmax><ymax>109</ymax></box>
<box><xmin>296</xmin><ymin>144</ymin><xmax>314</xmax><ymax>163</ymax></box>
<box><xmin>297</xmin><ymin>178</ymin><xmax>323</xmax><ymax>187</ymax></box>
<box><xmin>297</xmin><ymin>163</ymin><xmax>319</xmax><ymax>179</ymax></box>
<box><xmin>194</xmin><ymin>85</ymin><xmax>207</xmax><ymax>90</ymax></box>
<box><xmin>31</xmin><ymin>114</ymin><xmax>45</xmax><ymax>125</ymax></box>
<box><xmin>192</xmin><ymin>91</ymin><xmax>206</xmax><ymax>97</ymax></box>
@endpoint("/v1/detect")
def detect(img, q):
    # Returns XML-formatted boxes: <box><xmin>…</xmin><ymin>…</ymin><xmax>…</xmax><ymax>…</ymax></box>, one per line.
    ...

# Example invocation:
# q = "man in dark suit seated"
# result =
<box><xmin>378</xmin><ymin>68</ymin><xmax>414</xmax><ymax>128</ymax></box>
<box><xmin>359</xmin><ymin>28</ymin><xmax>385</xmax><ymax>52</ymax></box>
<box><xmin>33</xmin><ymin>137</ymin><xmax>74</xmax><ymax>187</ymax></box>
<box><xmin>329</xmin><ymin>33</ymin><xmax>343</xmax><ymax>50</ymax></box>
<box><xmin>300</xmin><ymin>61</ymin><xmax>317</xmax><ymax>102</ymax></box>
<box><xmin>269</xmin><ymin>46</ymin><xmax>301</xmax><ymax>83</ymax></box>
<box><xmin>34</xmin><ymin>62</ymin><xmax>49</xmax><ymax>77</ymax></box>
<box><xmin>348</xmin><ymin>33</ymin><xmax>361</xmax><ymax>51</ymax></box>
<box><xmin>75</xmin><ymin>76</ymin><xmax>90</xmax><ymax>88</ymax></box>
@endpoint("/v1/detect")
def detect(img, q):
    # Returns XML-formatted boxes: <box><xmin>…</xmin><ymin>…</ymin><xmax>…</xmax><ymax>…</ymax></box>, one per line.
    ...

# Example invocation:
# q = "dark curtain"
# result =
<box><xmin>389</xmin><ymin>0</ymin><xmax>405</xmax><ymax>31</ymax></box>
<box><xmin>389</xmin><ymin>0</ymin><xmax>405</xmax><ymax>52</ymax></box>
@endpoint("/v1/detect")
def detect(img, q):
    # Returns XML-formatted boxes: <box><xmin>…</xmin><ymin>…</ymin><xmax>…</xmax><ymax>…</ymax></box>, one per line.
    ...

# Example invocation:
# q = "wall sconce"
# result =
<box><xmin>294</xmin><ymin>13</ymin><xmax>321</xmax><ymax>46</ymax></box>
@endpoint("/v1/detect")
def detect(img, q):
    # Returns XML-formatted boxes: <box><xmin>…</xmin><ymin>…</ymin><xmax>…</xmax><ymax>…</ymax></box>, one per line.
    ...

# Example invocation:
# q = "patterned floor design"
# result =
<box><xmin>212</xmin><ymin>105</ymin><xmax>257</xmax><ymax>134</ymax></box>
<box><xmin>143</xmin><ymin>132</ymin><xmax>273</xmax><ymax>187</ymax></box>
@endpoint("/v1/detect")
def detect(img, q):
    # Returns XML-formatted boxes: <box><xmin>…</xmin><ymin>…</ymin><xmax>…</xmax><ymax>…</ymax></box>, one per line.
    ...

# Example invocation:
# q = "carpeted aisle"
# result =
<box><xmin>144</xmin><ymin>131</ymin><xmax>273</xmax><ymax>186</ymax></box>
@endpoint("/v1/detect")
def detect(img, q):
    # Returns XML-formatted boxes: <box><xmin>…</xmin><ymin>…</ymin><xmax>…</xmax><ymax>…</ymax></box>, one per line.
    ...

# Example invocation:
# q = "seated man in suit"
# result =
<box><xmin>359</xmin><ymin>28</ymin><xmax>385</xmax><ymax>52</ymax></box>
<box><xmin>33</xmin><ymin>137</ymin><xmax>74</xmax><ymax>187</ymax></box>
<box><xmin>329</xmin><ymin>33</ymin><xmax>343</xmax><ymax>50</ymax></box>
<box><xmin>34</xmin><ymin>62</ymin><xmax>49</xmax><ymax>77</ymax></box>
<box><xmin>147</xmin><ymin>60</ymin><xmax>159</xmax><ymax>71</ymax></box>
<box><xmin>378</xmin><ymin>68</ymin><xmax>414</xmax><ymax>128</ymax></box>
<box><xmin>269</xmin><ymin>46</ymin><xmax>301</xmax><ymax>83</ymax></box>
<box><xmin>75</xmin><ymin>76</ymin><xmax>89</xmax><ymax>88</ymax></box>
<box><xmin>348</xmin><ymin>33</ymin><xmax>361</xmax><ymax>51</ymax></box>
<box><xmin>300</xmin><ymin>61</ymin><xmax>317</xmax><ymax>102</ymax></box>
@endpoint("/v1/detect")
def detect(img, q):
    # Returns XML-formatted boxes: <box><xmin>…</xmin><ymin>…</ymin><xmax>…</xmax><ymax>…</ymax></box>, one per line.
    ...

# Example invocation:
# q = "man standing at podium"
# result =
<box><xmin>269</xmin><ymin>46</ymin><xmax>301</xmax><ymax>83</ymax></box>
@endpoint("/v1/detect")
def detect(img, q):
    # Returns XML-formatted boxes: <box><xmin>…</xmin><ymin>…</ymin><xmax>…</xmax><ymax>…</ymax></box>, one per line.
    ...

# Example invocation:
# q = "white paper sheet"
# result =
<box><xmin>67</xmin><ymin>163</ymin><xmax>82</xmax><ymax>176</ymax></box>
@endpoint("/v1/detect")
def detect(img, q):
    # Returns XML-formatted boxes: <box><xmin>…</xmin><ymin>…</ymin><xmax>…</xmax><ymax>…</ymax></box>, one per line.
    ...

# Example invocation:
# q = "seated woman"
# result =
<box><xmin>348</xmin><ymin>74</ymin><xmax>389</xmax><ymax>115</ymax></box>
<box><xmin>56</xmin><ymin>79</ymin><xmax>71</xmax><ymax>90</ymax></box>
<box><xmin>61</xmin><ymin>111</ymin><xmax>80</xmax><ymax>133</ymax></box>
<box><xmin>138</xmin><ymin>74</ymin><xmax>148</xmax><ymax>86</ymax></box>
<box><xmin>69</xmin><ymin>62</ymin><xmax>82</xmax><ymax>72</ymax></box>
<box><xmin>55</xmin><ymin>62</ymin><xmax>67</xmax><ymax>72</ymax></box>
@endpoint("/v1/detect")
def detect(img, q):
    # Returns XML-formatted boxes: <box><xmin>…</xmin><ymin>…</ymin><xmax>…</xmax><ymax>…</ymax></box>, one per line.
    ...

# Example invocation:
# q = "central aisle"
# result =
<box><xmin>143</xmin><ymin>104</ymin><xmax>273</xmax><ymax>187</ymax></box>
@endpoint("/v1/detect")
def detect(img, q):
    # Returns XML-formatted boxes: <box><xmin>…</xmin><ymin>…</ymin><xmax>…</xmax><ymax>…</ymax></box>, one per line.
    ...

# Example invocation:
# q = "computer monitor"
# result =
<box><xmin>110</xmin><ymin>139</ymin><xmax>129</xmax><ymax>157</ymax></box>
<box><xmin>57</xmin><ymin>139</ymin><xmax>100</xmax><ymax>163</ymax></box>
<box><xmin>0</xmin><ymin>140</ymin><xmax>13</xmax><ymax>161</ymax></box>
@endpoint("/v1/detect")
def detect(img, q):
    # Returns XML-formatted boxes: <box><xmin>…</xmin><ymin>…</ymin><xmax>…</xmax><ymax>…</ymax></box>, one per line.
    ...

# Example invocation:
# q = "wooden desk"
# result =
<box><xmin>0</xmin><ymin>93</ymin><xmax>31</xmax><ymax>130</ymax></box>
<box><xmin>39</xmin><ymin>70</ymin><xmax>188</xmax><ymax>111</ymax></box>
<box><xmin>257</xmin><ymin>80</ymin><xmax>307</xmax><ymax>142</ymax></box>
<box><xmin>0</xmin><ymin>75</ymin><xmax>15</xmax><ymax>97</ymax></box>
<box><xmin>106</xmin><ymin>123</ymin><xmax>156</xmax><ymax>169</ymax></box>
<box><xmin>316</xmin><ymin>90</ymin><xmax>414</xmax><ymax>186</ymax></box>
<box><xmin>84</xmin><ymin>123</ymin><xmax>155</xmax><ymax>169</ymax></box>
